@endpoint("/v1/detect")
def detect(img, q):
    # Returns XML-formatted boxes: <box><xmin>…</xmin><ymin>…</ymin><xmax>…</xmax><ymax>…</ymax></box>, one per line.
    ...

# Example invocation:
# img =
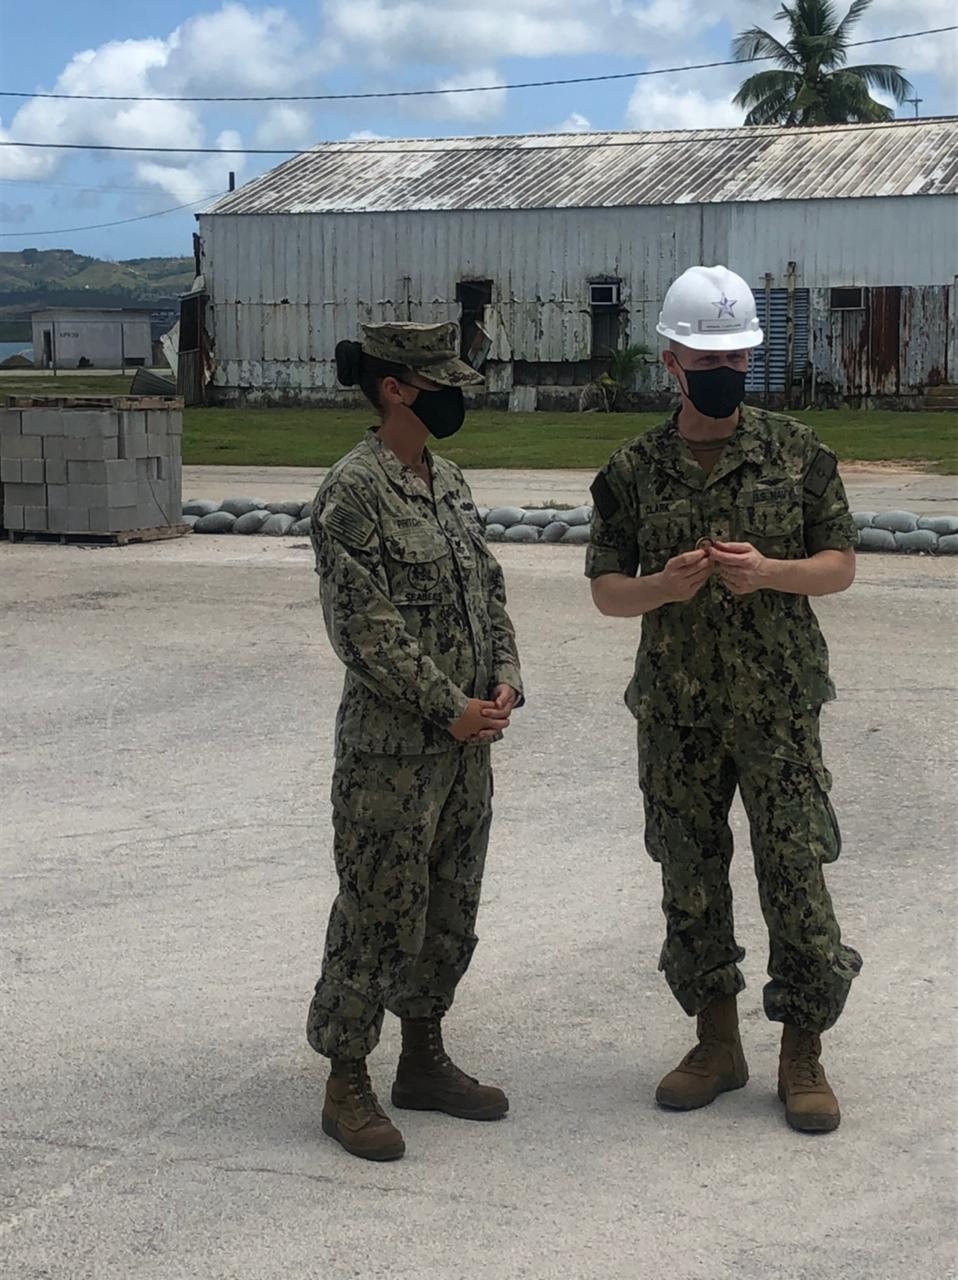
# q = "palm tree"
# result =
<box><xmin>597</xmin><ymin>344</ymin><xmax>651</xmax><ymax>412</ymax></box>
<box><xmin>733</xmin><ymin>0</ymin><xmax>914</xmax><ymax>126</ymax></box>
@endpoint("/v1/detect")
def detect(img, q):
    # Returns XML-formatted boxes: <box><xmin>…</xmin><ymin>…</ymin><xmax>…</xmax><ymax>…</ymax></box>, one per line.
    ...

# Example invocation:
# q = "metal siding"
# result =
<box><xmin>810</xmin><ymin>285</ymin><xmax>951</xmax><ymax>398</ymax></box>
<box><xmin>201</xmin><ymin>205</ymin><xmax>955</xmax><ymax>396</ymax></box>
<box><xmin>868</xmin><ymin>287</ymin><xmax>902</xmax><ymax>397</ymax></box>
<box><xmin>712</xmin><ymin>197</ymin><xmax>956</xmax><ymax>286</ymax></box>
<box><xmin>901</xmin><ymin>286</ymin><xmax>950</xmax><ymax>389</ymax></box>
<box><xmin>746</xmin><ymin>289</ymin><xmax>810</xmax><ymax>393</ymax></box>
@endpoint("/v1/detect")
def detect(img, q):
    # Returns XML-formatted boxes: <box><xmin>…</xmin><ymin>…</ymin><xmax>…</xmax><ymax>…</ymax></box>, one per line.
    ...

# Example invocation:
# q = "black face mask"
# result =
<box><xmin>401</xmin><ymin>383</ymin><xmax>466</xmax><ymax>439</ymax></box>
<box><xmin>677</xmin><ymin>362</ymin><xmax>746</xmax><ymax>420</ymax></box>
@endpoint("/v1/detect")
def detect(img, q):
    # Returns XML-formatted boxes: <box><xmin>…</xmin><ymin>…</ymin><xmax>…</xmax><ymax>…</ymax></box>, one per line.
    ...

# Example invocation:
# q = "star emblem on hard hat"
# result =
<box><xmin>714</xmin><ymin>295</ymin><xmax>737</xmax><ymax>319</ymax></box>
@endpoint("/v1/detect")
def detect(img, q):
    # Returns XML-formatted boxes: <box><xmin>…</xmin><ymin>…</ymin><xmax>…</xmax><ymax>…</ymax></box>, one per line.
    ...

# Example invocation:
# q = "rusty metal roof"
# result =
<box><xmin>204</xmin><ymin>119</ymin><xmax>958</xmax><ymax>216</ymax></box>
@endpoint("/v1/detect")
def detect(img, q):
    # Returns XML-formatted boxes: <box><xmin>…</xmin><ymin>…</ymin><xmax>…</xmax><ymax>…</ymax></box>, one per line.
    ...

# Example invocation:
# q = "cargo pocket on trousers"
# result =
<box><xmin>809</xmin><ymin>762</ymin><xmax>842</xmax><ymax>864</ymax></box>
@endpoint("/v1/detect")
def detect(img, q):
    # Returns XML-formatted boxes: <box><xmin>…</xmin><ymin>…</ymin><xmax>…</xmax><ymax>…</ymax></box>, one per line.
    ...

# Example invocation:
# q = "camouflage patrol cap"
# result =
<box><xmin>360</xmin><ymin>321</ymin><xmax>484</xmax><ymax>387</ymax></box>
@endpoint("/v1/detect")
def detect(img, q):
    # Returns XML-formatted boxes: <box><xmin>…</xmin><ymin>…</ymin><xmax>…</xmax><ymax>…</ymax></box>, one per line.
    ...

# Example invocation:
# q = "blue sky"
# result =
<box><xmin>0</xmin><ymin>0</ymin><xmax>954</xmax><ymax>260</ymax></box>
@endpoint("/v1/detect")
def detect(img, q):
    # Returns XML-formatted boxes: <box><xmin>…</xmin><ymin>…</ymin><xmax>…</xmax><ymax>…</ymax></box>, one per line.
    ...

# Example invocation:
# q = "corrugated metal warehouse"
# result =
<box><xmin>193</xmin><ymin>118</ymin><xmax>958</xmax><ymax>409</ymax></box>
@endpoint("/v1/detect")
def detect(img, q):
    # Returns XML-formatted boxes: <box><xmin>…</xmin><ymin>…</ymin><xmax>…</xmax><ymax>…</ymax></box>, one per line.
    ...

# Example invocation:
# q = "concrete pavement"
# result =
<box><xmin>184</xmin><ymin>463</ymin><xmax>958</xmax><ymax>515</ymax></box>
<box><xmin>1</xmin><ymin>537</ymin><xmax>956</xmax><ymax>1279</ymax></box>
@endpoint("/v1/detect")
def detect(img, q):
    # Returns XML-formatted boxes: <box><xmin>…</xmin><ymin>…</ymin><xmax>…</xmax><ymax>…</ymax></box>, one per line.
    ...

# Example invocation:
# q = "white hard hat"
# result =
<box><xmin>656</xmin><ymin>265</ymin><xmax>764</xmax><ymax>351</ymax></box>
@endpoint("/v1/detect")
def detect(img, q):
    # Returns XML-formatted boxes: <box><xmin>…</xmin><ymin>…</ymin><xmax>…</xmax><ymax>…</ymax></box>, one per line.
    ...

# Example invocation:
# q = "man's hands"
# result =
<box><xmin>657</xmin><ymin>548</ymin><xmax>713</xmax><ymax>603</ymax></box>
<box><xmin>657</xmin><ymin>541</ymin><xmax>771</xmax><ymax>602</ymax></box>
<box><xmin>708</xmin><ymin>540</ymin><xmax>771</xmax><ymax>596</ymax></box>
<box><xmin>448</xmin><ymin>684</ymin><xmax>520</xmax><ymax>743</ymax></box>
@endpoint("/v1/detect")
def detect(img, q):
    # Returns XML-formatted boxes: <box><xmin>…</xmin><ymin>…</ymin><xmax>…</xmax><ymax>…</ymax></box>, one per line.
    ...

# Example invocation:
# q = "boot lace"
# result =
<box><xmin>789</xmin><ymin>1032</ymin><xmax>824</xmax><ymax>1088</ymax></box>
<box><xmin>427</xmin><ymin>1022</ymin><xmax>466</xmax><ymax>1077</ymax></box>
<box><xmin>346</xmin><ymin>1061</ymin><xmax>386</xmax><ymax>1117</ymax></box>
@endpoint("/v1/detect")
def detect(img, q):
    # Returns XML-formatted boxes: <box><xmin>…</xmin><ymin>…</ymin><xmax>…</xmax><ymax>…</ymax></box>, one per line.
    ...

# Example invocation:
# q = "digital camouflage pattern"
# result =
<box><xmin>638</xmin><ymin>712</ymin><xmax>862</xmax><ymax>1032</ymax></box>
<box><xmin>307</xmin><ymin>746</ymin><xmax>493</xmax><ymax>1060</ymax></box>
<box><xmin>311</xmin><ymin>429</ymin><xmax>523</xmax><ymax>756</ymax></box>
<box><xmin>360</xmin><ymin>321</ymin><xmax>485</xmax><ymax>387</ymax></box>
<box><xmin>586</xmin><ymin>405</ymin><xmax>858</xmax><ymax>726</ymax></box>
<box><xmin>587</xmin><ymin>405</ymin><xmax>861</xmax><ymax>1032</ymax></box>
<box><xmin>308</xmin><ymin>427</ymin><xmax>521</xmax><ymax>1060</ymax></box>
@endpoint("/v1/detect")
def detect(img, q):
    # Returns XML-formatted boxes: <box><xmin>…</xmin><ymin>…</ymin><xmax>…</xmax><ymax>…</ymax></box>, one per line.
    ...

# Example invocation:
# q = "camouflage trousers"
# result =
<box><xmin>637</xmin><ymin>711</ymin><xmax>862</xmax><ymax>1032</ymax></box>
<box><xmin>306</xmin><ymin>745</ymin><xmax>493</xmax><ymax>1061</ymax></box>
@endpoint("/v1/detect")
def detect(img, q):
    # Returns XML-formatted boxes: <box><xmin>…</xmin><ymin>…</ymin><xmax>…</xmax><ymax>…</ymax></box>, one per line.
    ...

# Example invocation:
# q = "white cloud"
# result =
<box><xmin>0</xmin><ymin>5</ymin><xmax>320</xmax><ymax>192</ymax></box>
<box><xmin>557</xmin><ymin>112</ymin><xmax>592</xmax><ymax>133</ymax></box>
<box><xmin>850</xmin><ymin>0</ymin><xmax>957</xmax><ymax>82</ymax></box>
<box><xmin>253</xmin><ymin>105</ymin><xmax>316</xmax><ymax>148</ymax></box>
<box><xmin>160</xmin><ymin>4</ymin><xmax>313</xmax><ymax>93</ymax></box>
<box><xmin>325</xmin><ymin>0</ymin><xmax>603</xmax><ymax>63</ymax></box>
<box><xmin>135</xmin><ymin>130</ymin><xmax>246</xmax><ymax>204</ymax></box>
<box><xmin>348</xmin><ymin>129</ymin><xmax>386</xmax><ymax>140</ymax></box>
<box><xmin>430</xmin><ymin>68</ymin><xmax>507</xmax><ymax>122</ymax></box>
<box><xmin>626</xmin><ymin>80</ymin><xmax>743</xmax><ymax>130</ymax></box>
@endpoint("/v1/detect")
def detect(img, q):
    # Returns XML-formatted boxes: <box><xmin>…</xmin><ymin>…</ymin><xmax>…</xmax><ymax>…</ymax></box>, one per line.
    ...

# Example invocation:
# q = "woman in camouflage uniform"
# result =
<box><xmin>305</xmin><ymin>321</ymin><xmax>523</xmax><ymax>1162</ymax></box>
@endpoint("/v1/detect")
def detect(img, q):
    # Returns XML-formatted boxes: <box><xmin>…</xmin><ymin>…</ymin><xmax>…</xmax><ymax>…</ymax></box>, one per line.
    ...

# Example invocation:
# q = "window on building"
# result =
<box><xmin>589</xmin><ymin>279</ymin><xmax>623</xmax><ymax>360</ymax></box>
<box><xmin>830</xmin><ymin>287</ymin><xmax>865</xmax><ymax>310</ymax></box>
<box><xmin>456</xmin><ymin>280</ymin><xmax>493</xmax><ymax>365</ymax></box>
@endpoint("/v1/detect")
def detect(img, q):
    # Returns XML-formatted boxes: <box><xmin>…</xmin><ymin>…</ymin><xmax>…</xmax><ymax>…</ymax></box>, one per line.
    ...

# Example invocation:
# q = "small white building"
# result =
<box><xmin>196</xmin><ymin>118</ymin><xmax>958</xmax><ymax>409</ymax></box>
<box><xmin>31</xmin><ymin>308</ymin><xmax>153</xmax><ymax>370</ymax></box>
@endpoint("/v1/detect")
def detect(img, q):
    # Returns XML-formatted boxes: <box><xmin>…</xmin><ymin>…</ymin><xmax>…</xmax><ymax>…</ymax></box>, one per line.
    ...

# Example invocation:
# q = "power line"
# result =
<box><xmin>0</xmin><ymin>195</ymin><xmax>221</xmax><ymax>238</ymax></box>
<box><xmin>0</xmin><ymin>26</ymin><xmax>950</xmax><ymax>104</ymax></box>
<box><xmin>0</xmin><ymin>116</ymin><xmax>948</xmax><ymax>159</ymax></box>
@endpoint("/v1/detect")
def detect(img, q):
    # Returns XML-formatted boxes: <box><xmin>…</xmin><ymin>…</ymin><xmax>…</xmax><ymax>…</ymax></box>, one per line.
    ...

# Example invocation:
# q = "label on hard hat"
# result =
<box><xmin>697</xmin><ymin>316</ymin><xmax>744</xmax><ymax>333</ymax></box>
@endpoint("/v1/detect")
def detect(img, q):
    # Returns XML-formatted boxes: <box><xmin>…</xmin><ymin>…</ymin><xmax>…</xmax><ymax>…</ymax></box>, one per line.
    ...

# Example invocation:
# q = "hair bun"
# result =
<box><xmin>334</xmin><ymin>340</ymin><xmax>364</xmax><ymax>387</ymax></box>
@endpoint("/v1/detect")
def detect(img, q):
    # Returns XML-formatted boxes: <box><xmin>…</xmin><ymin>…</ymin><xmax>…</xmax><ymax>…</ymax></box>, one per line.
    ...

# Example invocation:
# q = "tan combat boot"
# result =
<box><xmin>655</xmin><ymin>996</ymin><xmax>749</xmax><ymax>1110</ymax></box>
<box><xmin>322</xmin><ymin>1058</ymin><xmax>406</xmax><ymax>1161</ymax></box>
<box><xmin>778</xmin><ymin>1024</ymin><xmax>841</xmax><ymax>1133</ymax></box>
<box><xmin>391</xmin><ymin>1017</ymin><xmax>509</xmax><ymax>1120</ymax></box>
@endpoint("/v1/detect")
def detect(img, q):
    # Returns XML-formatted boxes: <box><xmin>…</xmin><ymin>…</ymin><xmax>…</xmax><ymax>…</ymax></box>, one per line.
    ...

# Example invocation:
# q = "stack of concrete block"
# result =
<box><xmin>0</xmin><ymin>396</ymin><xmax>183</xmax><ymax>536</ymax></box>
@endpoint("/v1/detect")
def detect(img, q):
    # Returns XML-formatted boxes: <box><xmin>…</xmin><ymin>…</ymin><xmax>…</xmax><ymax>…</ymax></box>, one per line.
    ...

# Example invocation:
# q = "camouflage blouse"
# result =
<box><xmin>586</xmin><ymin>406</ymin><xmax>857</xmax><ymax>726</ymax></box>
<box><xmin>312</xmin><ymin>431</ymin><xmax>522</xmax><ymax>755</ymax></box>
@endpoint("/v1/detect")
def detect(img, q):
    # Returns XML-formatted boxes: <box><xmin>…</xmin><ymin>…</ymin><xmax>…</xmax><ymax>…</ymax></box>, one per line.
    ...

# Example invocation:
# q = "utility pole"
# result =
<box><xmin>905</xmin><ymin>96</ymin><xmax>923</xmax><ymax>118</ymax></box>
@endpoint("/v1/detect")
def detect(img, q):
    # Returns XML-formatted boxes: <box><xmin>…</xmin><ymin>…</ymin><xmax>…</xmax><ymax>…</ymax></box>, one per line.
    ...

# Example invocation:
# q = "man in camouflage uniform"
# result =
<box><xmin>306</xmin><ymin>321</ymin><xmax>522</xmax><ymax>1161</ymax></box>
<box><xmin>588</xmin><ymin>266</ymin><xmax>861</xmax><ymax>1133</ymax></box>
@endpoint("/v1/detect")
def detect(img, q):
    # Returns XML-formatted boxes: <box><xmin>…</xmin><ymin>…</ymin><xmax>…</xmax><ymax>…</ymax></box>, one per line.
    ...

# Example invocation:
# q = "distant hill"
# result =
<box><xmin>0</xmin><ymin>249</ymin><xmax>195</xmax><ymax>327</ymax></box>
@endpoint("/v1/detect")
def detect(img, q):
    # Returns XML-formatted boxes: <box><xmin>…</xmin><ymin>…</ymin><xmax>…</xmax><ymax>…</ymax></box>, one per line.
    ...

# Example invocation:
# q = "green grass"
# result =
<box><xmin>182</xmin><ymin>406</ymin><xmax>958</xmax><ymax>472</ymax></box>
<box><xmin>1</xmin><ymin>373</ymin><xmax>955</xmax><ymax>471</ymax></box>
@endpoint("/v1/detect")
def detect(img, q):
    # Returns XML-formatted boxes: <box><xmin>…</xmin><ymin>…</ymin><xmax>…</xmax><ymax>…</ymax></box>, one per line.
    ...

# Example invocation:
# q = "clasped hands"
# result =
<box><xmin>449</xmin><ymin>683</ymin><xmax>520</xmax><ymax>744</ymax></box>
<box><xmin>659</xmin><ymin>539</ymin><xmax>771</xmax><ymax>602</ymax></box>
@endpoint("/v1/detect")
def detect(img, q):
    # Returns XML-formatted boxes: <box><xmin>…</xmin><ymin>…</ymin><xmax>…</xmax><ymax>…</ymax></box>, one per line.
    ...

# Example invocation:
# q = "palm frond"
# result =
<box><xmin>733</xmin><ymin>69</ymin><xmax>802</xmax><ymax>110</ymax></box>
<box><xmin>841</xmin><ymin>63</ymin><xmax>915</xmax><ymax>102</ymax></box>
<box><xmin>733</xmin><ymin>26</ymin><xmax>799</xmax><ymax>68</ymax></box>
<box><xmin>792</xmin><ymin>0</ymin><xmax>842</xmax><ymax>36</ymax></box>
<box><xmin>742</xmin><ymin>86</ymin><xmax>807</xmax><ymax>125</ymax></box>
<box><xmin>834</xmin><ymin>0</ymin><xmax>875</xmax><ymax>44</ymax></box>
<box><xmin>821</xmin><ymin>70</ymin><xmax>895</xmax><ymax>121</ymax></box>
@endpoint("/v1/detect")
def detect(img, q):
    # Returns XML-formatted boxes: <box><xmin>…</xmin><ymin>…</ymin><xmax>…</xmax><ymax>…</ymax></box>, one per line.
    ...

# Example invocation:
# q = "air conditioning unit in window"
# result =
<box><xmin>590</xmin><ymin>282</ymin><xmax>620</xmax><ymax>306</ymax></box>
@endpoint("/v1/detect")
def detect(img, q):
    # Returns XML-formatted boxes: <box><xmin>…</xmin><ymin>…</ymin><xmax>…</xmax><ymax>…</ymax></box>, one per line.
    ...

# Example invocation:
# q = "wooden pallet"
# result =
<box><xmin>6</xmin><ymin>523</ymin><xmax>191</xmax><ymax>547</ymax></box>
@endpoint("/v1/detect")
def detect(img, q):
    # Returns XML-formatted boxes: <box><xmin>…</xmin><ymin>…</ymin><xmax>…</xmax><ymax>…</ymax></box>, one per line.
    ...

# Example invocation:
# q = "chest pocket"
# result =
<box><xmin>383</xmin><ymin>524</ymin><xmax>454</xmax><ymax>605</ymax></box>
<box><xmin>638</xmin><ymin>498</ymin><xmax>693</xmax><ymax>570</ymax></box>
<box><xmin>741</xmin><ymin>484</ymin><xmax>804</xmax><ymax>556</ymax></box>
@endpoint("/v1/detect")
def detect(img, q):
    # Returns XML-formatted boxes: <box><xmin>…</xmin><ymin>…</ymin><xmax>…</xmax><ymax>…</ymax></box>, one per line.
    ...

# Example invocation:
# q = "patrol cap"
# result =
<box><xmin>361</xmin><ymin>321</ymin><xmax>485</xmax><ymax>387</ymax></box>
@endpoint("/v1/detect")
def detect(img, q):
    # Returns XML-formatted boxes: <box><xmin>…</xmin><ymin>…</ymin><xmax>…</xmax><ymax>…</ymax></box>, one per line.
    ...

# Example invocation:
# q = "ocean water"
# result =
<box><xmin>0</xmin><ymin>341</ymin><xmax>33</xmax><ymax>363</ymax></box>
